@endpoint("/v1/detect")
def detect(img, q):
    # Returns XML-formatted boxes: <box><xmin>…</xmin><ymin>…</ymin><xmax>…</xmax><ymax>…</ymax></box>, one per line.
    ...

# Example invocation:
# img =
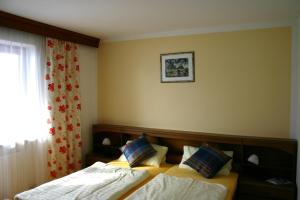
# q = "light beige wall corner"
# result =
<box><xmin>98</xmin><ymin>27</ymin><xmax>291</xmax><ymax>138</ymax></box>
<box><xmin>296</xmin><ymin>17</ymin><xmax>300</xmax><ymax>140</ymax></box>
<box><xmin>79</xmin><ymin>45</ymin><xmax>98</xmax><ymax>160</ymax></box>
<box><xmin>292</xmin><ymin>16</ymin><xmax>300</xmax><ymax>200</ymax></box>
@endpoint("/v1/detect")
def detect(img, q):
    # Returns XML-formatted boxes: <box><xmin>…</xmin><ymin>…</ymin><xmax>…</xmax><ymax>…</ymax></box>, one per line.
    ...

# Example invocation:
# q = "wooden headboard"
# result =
<box><xmin>92</xmin><ymin>124</ymin><xmax>297</xmax><ymax>181</ymax></box>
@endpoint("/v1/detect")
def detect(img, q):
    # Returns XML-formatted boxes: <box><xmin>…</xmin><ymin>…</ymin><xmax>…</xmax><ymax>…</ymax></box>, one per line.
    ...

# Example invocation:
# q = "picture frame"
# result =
<box><xmin>160</xmin><ymin>51</ymin><xmax>195</xmax><ymax>83</ymax></box>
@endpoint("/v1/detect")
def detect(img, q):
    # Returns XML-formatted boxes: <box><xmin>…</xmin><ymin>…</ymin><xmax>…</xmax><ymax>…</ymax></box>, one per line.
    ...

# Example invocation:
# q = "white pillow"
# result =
<box><xmin>179</xmin><ymin>145</ymin><xmax>233</xmax><ymax>176</ymax></box>
<box><xmin>118</xmin><ymin>141</ymin><xmax>168</xmax><ymax>167</ymax></box>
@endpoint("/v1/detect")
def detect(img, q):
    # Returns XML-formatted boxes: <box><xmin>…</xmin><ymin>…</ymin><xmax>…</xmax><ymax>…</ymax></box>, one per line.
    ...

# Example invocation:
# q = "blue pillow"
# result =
<box><xmin>123</xmin><ymin>136</ymin><xmax>157</xmax><ymax>167</ymax></box>
<box><xmin>183</xmin><ymin>144</ymin><xmax>231</xmax><ymax>178</ymax></box>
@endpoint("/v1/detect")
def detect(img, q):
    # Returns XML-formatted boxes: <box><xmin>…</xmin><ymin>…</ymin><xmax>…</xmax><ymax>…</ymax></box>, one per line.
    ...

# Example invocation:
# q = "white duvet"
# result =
<box><xmin>125</xmin><ymin>173</ymin><xmax>227</xmax><ymax>200</ymax></box>
<box><xmin>15</xmin><ymin>162</ymin><xmax>149</xmax><ymax>200</ymax></box>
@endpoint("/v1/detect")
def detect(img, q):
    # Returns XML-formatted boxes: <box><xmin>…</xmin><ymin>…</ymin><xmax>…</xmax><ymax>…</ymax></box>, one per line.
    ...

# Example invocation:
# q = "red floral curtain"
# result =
<box><xmin>45</xmin><ymin>38</ymin><xmax>82</xmax><ymax>178</ymax></box>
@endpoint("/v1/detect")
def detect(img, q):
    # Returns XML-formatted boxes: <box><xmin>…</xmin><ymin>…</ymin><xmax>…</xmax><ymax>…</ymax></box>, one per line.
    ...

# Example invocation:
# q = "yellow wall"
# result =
<box><xmin>98</xmin><ymin>27</ymin><xmax>291</xmax><ymax>138</ymax></box>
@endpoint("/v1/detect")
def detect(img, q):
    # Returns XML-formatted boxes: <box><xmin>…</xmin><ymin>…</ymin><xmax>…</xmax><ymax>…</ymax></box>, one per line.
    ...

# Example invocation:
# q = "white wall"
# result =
<box><xmin>291</xmin><ymin>16</ymin><xmax>300</xmax><ymax>200</ymax></box>
<box><xmin>78</xmin><ymin>44</ymin><xmax>98</xmax><ymax>163</ymax></box>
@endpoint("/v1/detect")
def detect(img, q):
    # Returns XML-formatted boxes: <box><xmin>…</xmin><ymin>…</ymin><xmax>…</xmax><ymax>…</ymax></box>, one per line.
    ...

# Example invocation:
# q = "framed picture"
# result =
<box><xmin>160</xmin><ymin>51</ymin><xmax>195</xmax><ymax>83</ymax></box>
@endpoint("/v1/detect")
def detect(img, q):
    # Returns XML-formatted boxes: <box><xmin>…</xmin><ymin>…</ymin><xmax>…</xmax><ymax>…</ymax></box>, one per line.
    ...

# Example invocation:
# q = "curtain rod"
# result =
<box><xmin>0</xmin><ymin>10</ymin><xmax>100</xmax><ymax>48</ymax></box>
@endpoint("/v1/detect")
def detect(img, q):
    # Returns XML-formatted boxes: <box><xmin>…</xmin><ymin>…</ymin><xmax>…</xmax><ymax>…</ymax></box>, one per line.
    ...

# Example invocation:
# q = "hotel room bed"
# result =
<box><xmin>14</xmin><ymin>161</ymin><xmax>175</xmax><ymax>200</ymax></box>
<box><xmin>15</xmin><ymin>122</ymin><xmax>243</xmax><ymax>200</ymax></box>
<box><xmin>109</xmin><ymin>161</ymin><xmax>238</xmax><ymax>200</ymax></box>
<box><xmin>14</xmin><ymin>123</ymin><xmax>297</xmax><ymax>200</ymax></box>
<box><xmin>15</xmin><ymin>160</ymin><xmax>237</xmax><ymax>200</ymax></box>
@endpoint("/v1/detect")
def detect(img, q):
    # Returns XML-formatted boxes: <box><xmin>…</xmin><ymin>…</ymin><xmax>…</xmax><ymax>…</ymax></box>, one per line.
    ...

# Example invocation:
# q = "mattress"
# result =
<box><xmin>164</xmin><ymin>165</ymin><xmax>238</xmax><ymax>200</ymax></box>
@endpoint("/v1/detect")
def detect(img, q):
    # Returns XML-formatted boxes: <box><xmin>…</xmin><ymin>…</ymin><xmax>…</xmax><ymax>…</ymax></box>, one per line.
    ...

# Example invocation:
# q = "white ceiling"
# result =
<box><xmin>1</xmin><ymin>0</ymin><xmax>300</xmax><ymax>41</ymax></box>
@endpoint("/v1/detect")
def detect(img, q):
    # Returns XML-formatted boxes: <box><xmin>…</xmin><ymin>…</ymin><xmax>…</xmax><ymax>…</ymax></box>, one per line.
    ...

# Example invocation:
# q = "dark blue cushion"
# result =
<box><xmin>123</xmin><ymin>136</ymin><xmax>156</xmax><ymax>167</ymax></box>
<box><xmin>183</xmin><ymin>144</ymin><xmax>231</xmax><ymax>178</ymax></box>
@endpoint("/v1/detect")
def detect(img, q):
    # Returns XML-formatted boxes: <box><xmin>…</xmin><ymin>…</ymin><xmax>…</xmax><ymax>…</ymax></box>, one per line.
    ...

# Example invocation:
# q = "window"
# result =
<box><xmin>0</xmin><ymin>39</ymin><xmax>48</xmax><ymax>147</ymax></box>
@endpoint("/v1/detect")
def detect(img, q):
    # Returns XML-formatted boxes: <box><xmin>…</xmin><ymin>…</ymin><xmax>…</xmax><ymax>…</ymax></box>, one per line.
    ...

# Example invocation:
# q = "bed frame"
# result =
<box><xmin>92</xmin><ymin>124</ymin><xmax>297</xmax><ymax>199</ymax></box>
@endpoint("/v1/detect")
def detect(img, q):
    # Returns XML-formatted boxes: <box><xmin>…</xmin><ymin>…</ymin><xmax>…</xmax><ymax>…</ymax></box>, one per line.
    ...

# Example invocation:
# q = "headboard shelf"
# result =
<box><xmin>92</xmin><ymin>124</ymin><xmax>297</xmax><ymax>174</ymax></box>
<box><xmin>93</xmin><ymin>124</ymin><xmax>296</xmax><ymax>151</ymax></box>
<box><xmin>91</xmin><ymin>124</ymin><xmax>297</xmax><ymax>199</ymax></box>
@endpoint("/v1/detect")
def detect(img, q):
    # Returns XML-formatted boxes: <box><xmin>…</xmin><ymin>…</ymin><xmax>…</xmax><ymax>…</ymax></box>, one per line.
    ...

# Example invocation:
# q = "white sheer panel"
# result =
<box><xmin>0</xmin><ymin>27</ymin><xmax>49</xmax><ymax>199</ymax></box>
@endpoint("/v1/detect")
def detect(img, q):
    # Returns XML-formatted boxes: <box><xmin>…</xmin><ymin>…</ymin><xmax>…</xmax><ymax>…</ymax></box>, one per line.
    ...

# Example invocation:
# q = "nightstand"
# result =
<box><xmin>86</xmin><ymin>130</ymin><xmax>123</xmax><ymax>167</ymax></box>
<box><xmin>238</xmin><ymin>175</ymin><xmax>296</xmax><ymax>200</ymax></box>
<box><xmin>236</xmin><ymin>143</ymin><xmax>297</xmax><ymax>200</ymax></box>
<box><xmin>86</xmin><ymin>152</ymin><xmax>120</xmax><ymax>166</ymax></box>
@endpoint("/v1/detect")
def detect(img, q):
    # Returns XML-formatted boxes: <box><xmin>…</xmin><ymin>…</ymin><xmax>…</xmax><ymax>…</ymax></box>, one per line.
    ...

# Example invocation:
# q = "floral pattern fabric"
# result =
<box><xmin>46</xmin><ymin>38</ymin><xmax>82</xmax><ymax>179</ymax></box>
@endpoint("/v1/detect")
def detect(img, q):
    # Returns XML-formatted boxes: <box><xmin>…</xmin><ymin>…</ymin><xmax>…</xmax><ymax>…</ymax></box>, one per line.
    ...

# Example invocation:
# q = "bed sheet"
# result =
<box><xmin>125</xmin><ymin>173</ymin><xmax>227</xmax><ymax>200</ymax></box>
<box><xmin>164</xmin><ymin>165</ymin><xmax>238</xmax><ymax>200</ymax></box>
<box><xmin>108</xmin><ymin>160</ymin><xmax>174</xmax><ymax>199</ymax></box>
<box><xmin>15</xmin><ymin>162</ymin><xmax>149</xmax><ymax>200</ymax></box>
